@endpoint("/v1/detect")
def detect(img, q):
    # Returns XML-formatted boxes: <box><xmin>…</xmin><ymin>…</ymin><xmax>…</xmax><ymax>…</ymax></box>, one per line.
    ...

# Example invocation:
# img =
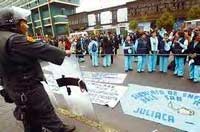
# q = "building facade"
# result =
<box><xmin>127</xmin><ymin>0</ymin><xmax>200</xmax><ymax>31</ymax></box>
<box><xmin>69</xmin><ymin>5</ymin><xmax>128</xmax><ymax>35</ymax></box>
<box><xmin>68</xmin><ymin>12</ymin><xmax>88</xmax><ymax>32</ymax></box>
<box><xmin>0</xmin><ymin>0</ymin><xmax>80</xmax><ymax>37</ymax></box>
<box><xmin>127</xmin><ymin>0</ymin><xmax>200</xmax><ymax>21</ymax></box>
<box><xmin>67</xmin><ymin>0</ymin><xmax>200</xmax><ymax>34</ymax></box>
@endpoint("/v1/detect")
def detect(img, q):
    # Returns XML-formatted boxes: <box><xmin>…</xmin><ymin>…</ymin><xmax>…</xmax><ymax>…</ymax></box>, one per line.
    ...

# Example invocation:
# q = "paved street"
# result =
<box><xmin>79</xmin><ymin>53</ymin><xmax>200</xmax><ymax>132</ymax></box>
<box><xmin>0</xmin><ymin>51</ymin><xmax>199</xmax><ymax>132</ymax></box>
<box><xmin>0</xmin><ymin>95</ymin><xmax>100</xmax><ymax>132</ymax></box>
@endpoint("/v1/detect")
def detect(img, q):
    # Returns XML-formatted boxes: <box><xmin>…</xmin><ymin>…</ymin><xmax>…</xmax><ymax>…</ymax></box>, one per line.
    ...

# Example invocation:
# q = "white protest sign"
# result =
<box><xmin>120</xmin><ymin>84</ymin><xmax>200</xmax><ymax>132</ymax></box>
<box><xmin>87</xmin><ymin>82</ymin><xmax>128</xmax><ymax>108</ymax></box>
<box><xmin>82</xmin><ymin>71</ymin><xmax>127</xmax><ymax>84</ymax></box>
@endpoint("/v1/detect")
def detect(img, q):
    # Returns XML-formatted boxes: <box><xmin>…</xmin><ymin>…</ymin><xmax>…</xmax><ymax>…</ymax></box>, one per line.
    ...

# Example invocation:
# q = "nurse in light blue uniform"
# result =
<box><xmin>148</xmin><ymin>31</ymin><xmax>159</xmax><ymax>72</ymax></box>
<box><xmin>187</xmin><ymin>34</ymin><xmax>197</xmax><ymax>80</ymax></box>
<box><xmin>88</xmin><ymin>37</ymin><xmax>99</xmax><ymax>67</ymax></box>
<box><xmin>123</xmin><ymin>35</ymin><xmax>134</xmax><ymax>72</ymax></box>
<box><xmin>158</xmin><ymin>33</ymin><xmax>172</xmax><ymax>73</ymax></box>
<box><xmin>172</xmin><ymin>31</ymin><xmax>188</xmax><ymax>77</ymax></box>
<box><xmin>102</xmin><ymin>36</ymin><xmax>113</xmax><ymax>67</ymax></box>
<box><xmin>188</xmin><ymin>32</ymin><xmax>200</xmax><ymax>82</ymax></box>
<box><xmin>135</xmin><ymin>32</ymin><xmax>149</xmax><ymax>72</ymax></box>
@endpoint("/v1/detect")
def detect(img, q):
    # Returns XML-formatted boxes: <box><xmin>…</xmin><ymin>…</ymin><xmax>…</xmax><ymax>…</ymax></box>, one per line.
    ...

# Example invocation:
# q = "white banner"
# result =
<box><xmin>82</xmin><ymin>71</ymin><xmax>127</xmax><ymax>84</ymax></box>
<box><xmin>87</xmin><ymin>82</ymin><xmax>128</xmax><ymax>108</ymax></box>
<box><xmin>120</xmin><ymin>84</ymin><xmax>200</xmax><ymax>132</ymax></box>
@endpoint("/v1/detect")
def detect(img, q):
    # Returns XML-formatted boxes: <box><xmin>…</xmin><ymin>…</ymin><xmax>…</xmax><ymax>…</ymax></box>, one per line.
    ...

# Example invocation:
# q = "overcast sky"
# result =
<box><xmin>76</xmin><ymin>0</ymin><xmax>133</xmax><ymax>13</ymax></box>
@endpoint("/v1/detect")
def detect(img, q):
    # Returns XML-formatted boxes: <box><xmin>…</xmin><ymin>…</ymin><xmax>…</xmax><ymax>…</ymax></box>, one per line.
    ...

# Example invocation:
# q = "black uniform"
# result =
<box><xmin>0</xmin><ymin>31</ymin><xmax>68</xmax><ymax>132</ymax></box>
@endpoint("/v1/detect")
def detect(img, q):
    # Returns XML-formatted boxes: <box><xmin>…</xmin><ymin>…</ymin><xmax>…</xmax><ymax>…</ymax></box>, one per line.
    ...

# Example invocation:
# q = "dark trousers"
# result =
<box><xmin>23</xmin><ymin>110</ymin><xmax>64</xmax><ymax>132</ymax></box>
<box><xmin>111</xmin><ymin>55</ymin><xmax>113</xmax><ymax>64</ymax></box>
<box><xmin>20</xmin><ymin>83</ymin><xmax>65</xmax><ymax>132</ymax></box>
<box><xmin>114</xmin><ymin>48</ymin><xmax>118</xmax><ymax>55</ymax></box>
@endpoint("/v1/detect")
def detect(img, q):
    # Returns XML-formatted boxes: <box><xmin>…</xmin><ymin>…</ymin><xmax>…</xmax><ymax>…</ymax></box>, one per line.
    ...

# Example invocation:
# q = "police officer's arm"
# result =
<box><xmin>10</xmin><ymin>34</ymin><xmax>66</xmax><ymax>65</ymax></box>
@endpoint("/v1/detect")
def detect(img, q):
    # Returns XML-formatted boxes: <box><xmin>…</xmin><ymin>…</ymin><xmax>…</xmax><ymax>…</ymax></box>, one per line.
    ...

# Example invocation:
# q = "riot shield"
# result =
<box><xmin>40</xmin><ymin>55</ymin><xmax>98</xmax><ymax>122</ymax></box>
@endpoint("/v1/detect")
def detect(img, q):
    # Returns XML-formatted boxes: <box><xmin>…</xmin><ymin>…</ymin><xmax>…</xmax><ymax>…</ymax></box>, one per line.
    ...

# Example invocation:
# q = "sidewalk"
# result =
<box><xmin>0</xmin><ymin>96</ymin><xmax>22</xmax><ymax>132</ymax></box>
<box><xmin>0</xmin><ymin>96</ymin><xmax>101</xmax><ymax>132</ymax></box>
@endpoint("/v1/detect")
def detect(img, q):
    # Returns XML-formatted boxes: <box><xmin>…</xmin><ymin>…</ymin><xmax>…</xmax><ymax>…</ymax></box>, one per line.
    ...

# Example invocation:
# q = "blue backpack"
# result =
<box><xmin>92</xmin><ymin>42</ymin><xmax>97</xmax><ymax>52</ymax></box>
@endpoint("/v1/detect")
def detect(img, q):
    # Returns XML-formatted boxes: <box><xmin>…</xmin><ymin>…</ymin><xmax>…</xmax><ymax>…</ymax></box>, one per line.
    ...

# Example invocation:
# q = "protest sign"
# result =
<box><xmin>86</xmin><ymin>82</ymin><xmax>128</xmax><ymax>108</ymax></box>
<box><xmin>120</xmin><ymin>84</ymin><xmax>200</xmax><ymax>132</ymax></box>
<box><xmin>82</xmin><ymin>71</ymin><xmax>127</xmax><ymax>84</ymax></box>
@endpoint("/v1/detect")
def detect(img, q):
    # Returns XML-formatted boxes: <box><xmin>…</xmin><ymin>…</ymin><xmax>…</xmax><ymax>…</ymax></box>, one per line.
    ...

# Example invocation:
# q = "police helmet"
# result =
<box><xmin>0</xmin><ymin>6</ymin><xmax>31</xmax><ymax>27</ymax></box>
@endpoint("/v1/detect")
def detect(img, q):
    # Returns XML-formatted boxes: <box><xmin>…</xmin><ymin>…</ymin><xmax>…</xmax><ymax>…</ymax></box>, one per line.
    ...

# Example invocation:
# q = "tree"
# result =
<box><xmin>129</xmin><ymin>20</ymin><xmax>138</xmax><ymax>31</ymax></box>
<box><xmin>156</xmin><ymin>11</ymin><xmax>175</xmax><ymax>31</ymax></box>
<box><xmin>187</xmin><ymin>6</ymin><xmax>200</xmax><ymax>20</ymax></box>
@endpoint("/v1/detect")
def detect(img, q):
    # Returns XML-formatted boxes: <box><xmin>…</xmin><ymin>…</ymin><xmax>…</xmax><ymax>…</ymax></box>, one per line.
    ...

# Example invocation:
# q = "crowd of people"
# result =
<box><xmin>122</xmin><ymin>26</ymin><xmax>200</xmax><ymax>83</ymax></box>
<box><xmin>38</xmin><ymin>33</ymin><xmax>121</xmax><ymax>65</ymax></box>
<box><xmin>36</xmin><ymin>26</ymin><xmax>200</xmax><ymax>83</ymax></box>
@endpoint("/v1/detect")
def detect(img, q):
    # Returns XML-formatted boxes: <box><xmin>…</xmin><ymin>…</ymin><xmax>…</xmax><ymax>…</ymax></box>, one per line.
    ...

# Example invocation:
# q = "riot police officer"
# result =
<box><xmin>0</xmin><ymin>7</ymin><xmax>75</xmax><ymax>132</ymax></box>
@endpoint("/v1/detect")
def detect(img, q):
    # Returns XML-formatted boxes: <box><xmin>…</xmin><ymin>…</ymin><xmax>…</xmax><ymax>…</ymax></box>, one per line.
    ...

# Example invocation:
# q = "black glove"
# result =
<box><xmin>78</xmin><ymin>80</ymin><xmax>88</xmax><ymax>92</ymax></box>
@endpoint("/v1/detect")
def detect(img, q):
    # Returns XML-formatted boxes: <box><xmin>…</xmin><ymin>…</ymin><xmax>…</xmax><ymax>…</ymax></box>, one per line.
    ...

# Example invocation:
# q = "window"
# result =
<box><xmin>177</xmin><ymin>3</ymin><xmax>180</xmax><ymax>9</ymax></box>
<box><xmin>27</xmin><ymin>3</ymin><xmax>31</xmax><ymax>8</ymax></box>
<box><xmin>48</xmin><ymin>19</ymin><xmax>51</xmax><ymax>24</ymax></box>
<box><xmin>181</xmin><ymin>1</ymin><xmax>185</xmax><ymax>9</ymax></box>
<box><xmin>100</xmin><ymin>11</ymin><xmax>112</xmax><ymax>24</ymax></box>
<box><xmin>35</xmin><ymin>0</ymin><xmax>39</xmax><ymax>4</ymax></box>
<box><xmin>88</xmin><ymin>14</ymin><xmax>96</xmax><ymax>26</ymax></box>
<box><xmin>61</xmin><ymin>8</ymin><xmax>66</xmax><ymax>15</ymax></box>
<box><xmin>117</xmin><ymin>8</ymin><xmax>128</xmax><ymax>22</ymax></box>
